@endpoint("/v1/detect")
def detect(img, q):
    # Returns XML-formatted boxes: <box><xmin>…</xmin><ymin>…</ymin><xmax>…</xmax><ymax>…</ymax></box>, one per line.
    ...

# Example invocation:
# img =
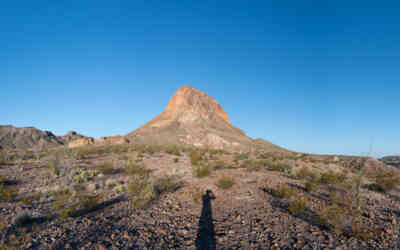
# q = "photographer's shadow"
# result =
<box><xmin>195</xmin><ymin>190</ymin><xmax>216</xmax><ymax>250</ymax></box>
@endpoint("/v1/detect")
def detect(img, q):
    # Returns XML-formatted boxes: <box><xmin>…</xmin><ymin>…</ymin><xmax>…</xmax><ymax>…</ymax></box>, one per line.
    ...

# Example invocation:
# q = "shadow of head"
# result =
<box><xmin>204</xmin><ymin>189</ymin><xmax>216</xmax><ymax>200</ymax></box>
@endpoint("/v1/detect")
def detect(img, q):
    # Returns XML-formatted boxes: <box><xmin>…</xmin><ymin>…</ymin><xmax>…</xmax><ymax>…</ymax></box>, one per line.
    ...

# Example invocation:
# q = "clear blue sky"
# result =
<box><xmin>1</xmin><ymin>1</ymin><xmax>399</xmax><ymax>157</ymax></box>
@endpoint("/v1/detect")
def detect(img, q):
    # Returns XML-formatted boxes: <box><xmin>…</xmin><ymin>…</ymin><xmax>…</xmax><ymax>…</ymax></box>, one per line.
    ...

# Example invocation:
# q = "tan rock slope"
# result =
<box><xmin>127</xmin><ymin>85</ymin><xmax>286</xmax><ymax>152</ymax></box>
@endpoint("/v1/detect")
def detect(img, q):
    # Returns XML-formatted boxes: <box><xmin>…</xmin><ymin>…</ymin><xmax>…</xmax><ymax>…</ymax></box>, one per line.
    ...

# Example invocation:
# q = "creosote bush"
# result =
<box><xmin>126</xmin><ymin>176</ymin><xmax>154</xmax><ymax>209</ymax></box>
<box><xmin>216</xmin><ymin>176</ymin><xmax>235</xmax><ymax>189</ymax></box>
<box><xmin>305</xmin><ymin>180</ymin><xmax>320</xmax><ymax>193</ymax></box>
<box><xmin>190</xmin><ymin>151</ymin><xmax>202</xmax><ymax>166</ymax></box>
<box><xmin>265</xmin><ymin>162</ymin><xmax>292</xmax><ymax>174</ymax></box>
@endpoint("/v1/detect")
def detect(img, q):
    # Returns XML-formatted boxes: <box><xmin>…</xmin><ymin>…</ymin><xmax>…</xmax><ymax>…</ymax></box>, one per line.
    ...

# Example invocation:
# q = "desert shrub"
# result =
<box><xmin>317</xmin><ymin>203</ymin><xmax>347</xmax><ymax>235</ymax></box>
<box><xmin>71</xmin><ymin>168</ymin><xmax>98</xmax><ymax>184</ymax></box>
<box><xmin>73</xmin><ymin>148</ymin><xmax>91</xmax><ymax>160</ymax></box>
<box><xmin>216</xmin><ymin>176</ymin><xmax>235</xmax><ymax>189</ymax></box>
<box><xmin>241</xmin><ymin>160</ymin><xmax>263</xmax><ymax>172</ymax></box>
<box><xmin>94</xmin><ymin>162</ymin><xmax>115</xmax><ymax>175</ymax></box>
<box><xmin>265</xmin><ymin>162</ymin><xmax>292</xmax><ymax>174</ymax></box>
<box><xmin>126</xmin><ymin>176</ymin><xmax>154</xmax><ymax>209</ymax></box>
<box><xmin>125</xmin><ymin>164</ymin><xmax>151</xmax><ymax>177</ymax></box>
<box><xmin>165</xmin><ymin>145</ymin><xmax>181</xmax><ymax>156</ymax></box>
<box><xmin>235</xmin><ymin>153</ymin><xmax>249</xmax><ymax>161</ymax></box>
<box><xmin>288</xmin><ymin>197</ymin><xmax>308</xmax><ymax>215</ymax></box>
<box><xmin>153</xmin><ymin>176</ymin><xmax>183</xmax><ymax>197</ymax></box>
<box><xmin>114</xmin><ymin>184</ymin><xmax>125</xmax><ymax>193</ymax></box>
<box><xmin>186</xmin><ymin>186</ymin><xmax>204</xmax><ymax>203</ymax></box>
<box><xmin>190</xmin><ymin>151</ymin><xmax>202</xmax><ymax>165</ymax></box>
<box><xmin>319</xmin><ymin>170</ymin><xmax>347</xmax><ymax>185</ymax></box>
<box><xmin>51</xmin><ymin>189</ymin><xmax>73</xmax><ymax>211</ymax></box>
<box><xmin>0</xmin><ymin>184</ymin><xmax>15</xmax><ymax>202</ymax></box>
<box><xmin>195</xmin><ymin>165</ymin><xmax>213</xmax><ymax>178</ymax></box>
<box><xmin>213</xmin><ymin>160</ymin><xmax>232</xmax><ymax>170</ymax></box>
<box><xmin>105</xmin><ymin>179</ymin><xmax>117</xmax><ymax>188</ymax></box>
<box><xmin>46</xmin><ymin>155</ymin><xmax>64</xmax><ymax>177</ymax></box>
<box><xmin>369</xmin><ymin>171</ymin><xmax>399</xmax><ymax>193</ymax></box>
<box><xmin>76</xmin><ymin>193</ymin><xmax>102</xmax><ymax>212</ymax></box>
<box><xmin>274</xmin><ymin>184</ymin><xmax>297</xmax><ymax>199</ymax></box>
<box><xmin>174</xmin><ymin>158</ymin><xmax>179</xmax><ymax>163</ymax></box>
<box><xmin>305</xmin><ymin>180</ymin><xmax>320</xmax><ymax>193</ymax></box>
<box><xmin>295</xmin><ymin>167</ymin><xmax>317</xmax><ymax>180</ymax></box>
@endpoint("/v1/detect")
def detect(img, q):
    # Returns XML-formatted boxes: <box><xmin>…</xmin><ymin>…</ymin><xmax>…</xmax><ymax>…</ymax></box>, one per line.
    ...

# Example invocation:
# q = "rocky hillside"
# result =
<box><xmin>127</xmin><ymin>86</ymin><xmax>286</xmax><ymax>153</ymax></box>
<box><xmin>380</xmin><ymin>155</ymin><xmax>400</xmax><ymax>167</ymax></box>
<box><xmin>0</xmin><ymin>125</ymin><xmax>64</xmax><ymax>151</ymax></box>
<box><xmin>0</xmin><ymin>126</ymin><xmax>89</xmax><ymax>151</ymax></box>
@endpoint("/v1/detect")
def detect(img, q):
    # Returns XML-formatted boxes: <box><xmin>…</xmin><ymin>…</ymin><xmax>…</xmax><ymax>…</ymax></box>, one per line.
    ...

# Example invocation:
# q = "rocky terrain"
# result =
<box><xmin>1</xmin><ymin>86</ymin><xmax>399</xmax><ymax>249</ymax></box>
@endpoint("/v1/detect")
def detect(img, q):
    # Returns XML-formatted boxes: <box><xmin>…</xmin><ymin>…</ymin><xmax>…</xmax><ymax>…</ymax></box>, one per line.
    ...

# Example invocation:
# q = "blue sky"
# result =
<box><xmin>1</xmin><ymin>1</ymin><xmax>399</xmax><ymax>157</ymax></box>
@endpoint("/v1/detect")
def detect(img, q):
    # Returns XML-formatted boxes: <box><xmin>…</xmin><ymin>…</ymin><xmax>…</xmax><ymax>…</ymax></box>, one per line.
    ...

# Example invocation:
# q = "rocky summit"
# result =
<box><xmin>127</xmin><ymin>86</ymin><xmax>284</xmax><ymax>152</ymax></box>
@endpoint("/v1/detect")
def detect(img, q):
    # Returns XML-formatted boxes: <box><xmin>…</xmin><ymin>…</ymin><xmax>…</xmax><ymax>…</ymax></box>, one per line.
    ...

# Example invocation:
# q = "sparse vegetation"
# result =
<box><xmin>186</xmin><ymin>186</ymin><xmax>204</xmax><ymax>203</ymax></box>
<box><xmin>190</xmin><ymin>151</ymin><xmax>202</xmax><ymax>165</ymax></box>
<box><xmin>94</xmin><ymin>162</ymin><xmax>115</xmax><ymax>175</ymax></box>
<box><xmin>125</xmin><ymin>163</ymin><xmax>151</xmax><ymax>177</ymax></box>
<box><xmin>153</xmin><ymin>176</ymin><xmax>183</xmax><ymax>197</ymax></box>
<box><xmin>274</xmin><ymin>184</ymin><xmax>297</xmax><ymax>199</ymax></box>
<box><xmin>368</xmin><ymin>170</ymin><xmax>399</xmax><ymax>193</ymax></box>
<box><xmin>319</xmin><ymin>170</ymin><xmax>347</xmax><ymax>185</ymax></box>
<box><xmin>304</xmin><ymin>180</ymin><xmax>319</xmax><ymax>192</ymax></box>
<box><xmin>195</xmin><ymin>165</ymin><xmax>213</xmax><ymax>178</ymax></box>
<box><xmin>235</xmin><ymin>153</ymin><xmax>249</xmax><ymax>161</ymax></box>
<box><xmin>105</xmin><ymin>178</ymin><xmax>117</xmax><ymax>188</ymax></box>
<box><xmin>265</xmin><ymin>162</ymin><xmax>292</xmax><ymax>174</ymax></box>
<box><xmin>216</xmin><ymin>176</ymin><xmax>235</xmax><ymax>189</ymax></box>
<box><xmin>288</xmin><ymin>197</ymin><xmax>308</xmax><ymax>215</ymax></box>
<box><xmin>126</xmin><ymin>176</ymin><xmax>154</xmax><ymax>209</ymax></box>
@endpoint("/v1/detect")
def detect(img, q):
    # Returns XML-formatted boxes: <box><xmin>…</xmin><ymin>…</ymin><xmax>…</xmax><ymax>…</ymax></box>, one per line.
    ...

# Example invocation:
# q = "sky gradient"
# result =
<box><xmin>1</xmin><ymin>1</ymin><xmax>399</xmax><ymax>157</ymax></box>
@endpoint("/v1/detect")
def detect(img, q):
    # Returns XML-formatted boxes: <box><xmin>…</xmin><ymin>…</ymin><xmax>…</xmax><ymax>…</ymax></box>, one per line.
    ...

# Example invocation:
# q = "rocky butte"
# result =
<box><xmin>127</xmin><ymin>85</ymin><xmax>284</xmax><ymax>152</ymax></box>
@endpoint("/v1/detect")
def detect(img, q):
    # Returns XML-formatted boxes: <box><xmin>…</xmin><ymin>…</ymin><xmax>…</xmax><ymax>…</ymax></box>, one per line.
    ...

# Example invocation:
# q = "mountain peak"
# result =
<box><xmin>164</xmin><ymin>85</ymin><xmax>230</xmax><ymax>124</ymax></box>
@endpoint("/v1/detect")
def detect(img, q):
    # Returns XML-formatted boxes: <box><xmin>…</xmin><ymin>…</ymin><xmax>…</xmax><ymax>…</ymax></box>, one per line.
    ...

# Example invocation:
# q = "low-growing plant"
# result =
<box><xmin>71</xmin><ymin>168</ymin><xmax>98</xmax><ymax>184</ymax></box>
<box><xmin>126</xmin><ymin>176</ymin><xmax>154</xmax><ymax>209</ymax></box>
<box><xmin>186</xmin><ymin>186</ymin><xmax>204</xmax><ymax>203</ymax></box>
<box><xmin>369</xmin><ymin>170</ymin><xmax>399</xmax><ymax>193</ymax></box>
<box><xmin>305</xmin><ymin>180</ymin><xmax>320</xmax><ymax>193</ymax></box>
<box><xmin>295</xmin><ymin>167</ymin><xmax>317</xmax><ymax>180</ymax></box>
<box><xmin>165</xmin><ymin>145</ymin><xmax>181</xmax><ymax>156</ymax></box>
<box><xmin>265</xmin><ymin>162</ymin><xmax>292</xmax><ymax>174</ymax></box>
<box><xmin>76</xmin><ymin>193</ymin><xmax>102</xmax><ymax>212</ymax></box>
<box><xmin>105</xmin><ymin>178</ymin><xmax>117</xmax><ymax>188</ymax></box>
<box><xmin>195</xmin><ymin>165</ymin><xmax>213</xmax><ymax>178</ymax></box>
<box><xmin>125</xmin><ymin>163</ymin><xmax>151</xmax><ymax>177</ymax></box>
<box><xmin>190</xmin><ymin>151</ymin><xmax>202</xmax><ymax>166</ymax></box>
<box><xmin>235</xmin><ymin>153</ymin><xmax>249</xmax><ymax>161</ymax></box>
<box><xmin>274</xmin><ymin>184</ymin><xmax>297</xmax><ymax>199</ymax></box>
<box><xmin>46</xmin><ymin>155</ymin><xmax>64</xmax><ymax>178</ymax></box>
<box><xmin>94</xmin><ymin>162</ymin><xmax>115</xmax><ymax>175</ymax></box>
<box><xmin>153</xmin><ymin>176</ymin><xmax>183</xmax><ymax>197</ymax></box>
<box><xmin>319</xmin><ymin>170</ymin><xmax>347</xmax><ymax>185</ymax></box>
<box><xmin>216</xmin><ymin>176</ymin><xmax>235</xmax><ymax>189</ymax></box>
<box><xmin>0</xmin><ymin>184</ymin><xmax>15</xmax><ymax>202</ymax></box>
<box><xmin>173</xmin><ymin>158</ymin><xmax>179</xmax><ymax>163</ymax></box>
<box><xmin>288</xmin><ymin>197</ymin><xmax>308</xmax><ymax>215</ymax></box>
<box><xmin>114</xmin><ymin>184</ymin><xmax>125</xmax><ymax>193</ymax></box>
<box><xmin>317</xmin><ymin>202</ymin><xmax>347</xmax><ymax>235</ymax></box>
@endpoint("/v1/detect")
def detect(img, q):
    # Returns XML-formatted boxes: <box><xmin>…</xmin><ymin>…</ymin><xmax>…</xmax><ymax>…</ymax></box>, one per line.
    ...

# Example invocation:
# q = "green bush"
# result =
<box><xmin>369</xmin><ymin>171</ymin><xmax>399</xmax><ymax>193</ymax></box>
<box><xmin>305</xmin><ymin>180</ymin><xmax>320</xmax><ymax>192</ymax></box>
<box><xmin>288</xmin><ymin>197</ymin><xmax>308</xmax><ymax>215</ymax></box>
<box><xmin>235</xmin><ymin>153</ymin><xmax>249</xmax><ymax>161</ymax></box>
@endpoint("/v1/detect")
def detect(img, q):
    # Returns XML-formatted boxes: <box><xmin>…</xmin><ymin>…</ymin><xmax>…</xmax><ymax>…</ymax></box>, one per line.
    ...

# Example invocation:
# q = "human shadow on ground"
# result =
<box><xmin>195</xmin><ymin>190</ymin><xmax>216</xmax><ymax>250</ymax></box>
